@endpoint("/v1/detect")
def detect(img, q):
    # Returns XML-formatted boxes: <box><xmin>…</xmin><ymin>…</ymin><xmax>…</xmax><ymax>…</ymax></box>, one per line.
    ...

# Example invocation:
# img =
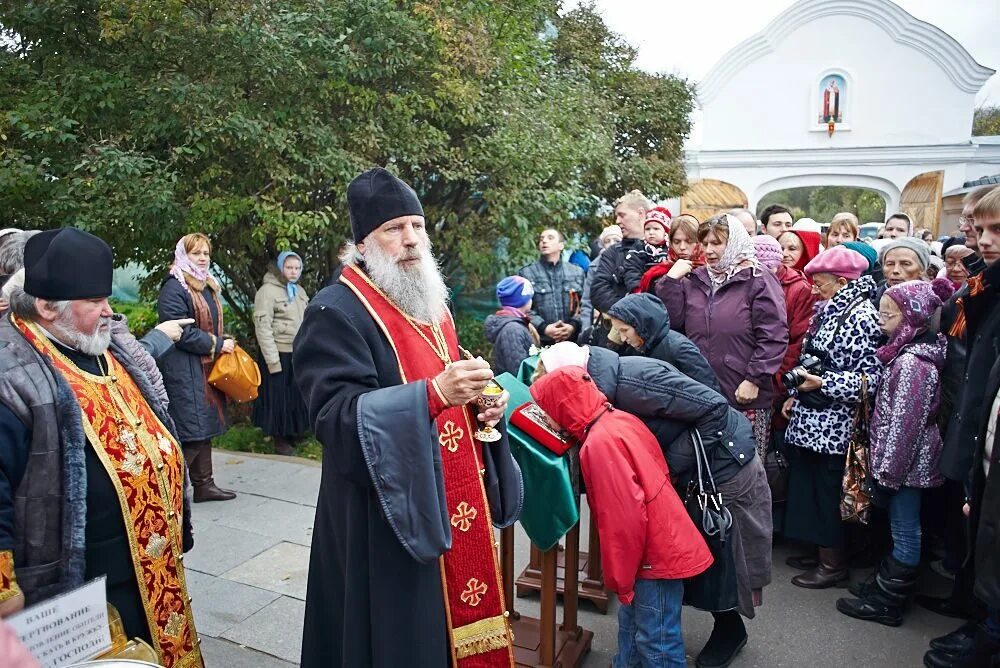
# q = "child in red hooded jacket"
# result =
<box><xmin>531</xmin><ymin>366</ymin><xmax>712</xmax><ymax>668</ymax></box>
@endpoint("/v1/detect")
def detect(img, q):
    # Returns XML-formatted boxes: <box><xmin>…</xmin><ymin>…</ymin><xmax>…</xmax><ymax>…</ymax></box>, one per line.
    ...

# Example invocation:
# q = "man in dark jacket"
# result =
<box><xmin>484</xmin><ymin>276</ymin><xmax>539</xmax><ymax>376</ymax></box>
<box><xmin>925</xmin><ymin>185</ymin><xmax>1000</xmax><ymax>668</ymax></box>
<box><xmin>589</xmin><ymin>191</ymin><xmax>652</xmax><ymax>320</ymax></box>
<box><xmin>518</xmin><ymin>228</ymin><xmax>584</xmax><ymax>345</ymax></box>
<box><xmin>606</xmin><ymin>293</ymin><xmax>721</xmax><ymax>393</ymax></box>
<box><xmin>918</xmin><ymin>186</ymin><xmax>993</xmax><ymax>622</ymax></box>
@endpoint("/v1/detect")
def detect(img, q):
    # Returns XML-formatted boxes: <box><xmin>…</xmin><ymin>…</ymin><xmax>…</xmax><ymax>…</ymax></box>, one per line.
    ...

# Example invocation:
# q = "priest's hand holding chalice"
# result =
<box><xmin>431</xmin><ymin>349</ymin><xmax>509</xmax><ymax>441</ymax></box>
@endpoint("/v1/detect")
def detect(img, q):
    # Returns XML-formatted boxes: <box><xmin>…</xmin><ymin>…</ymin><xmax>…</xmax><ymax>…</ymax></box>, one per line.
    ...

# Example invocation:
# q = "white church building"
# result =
<box><xmin>680</xmin><ymin>0</ymin><xmax>1000</xmax><ymax>233</ymax></box>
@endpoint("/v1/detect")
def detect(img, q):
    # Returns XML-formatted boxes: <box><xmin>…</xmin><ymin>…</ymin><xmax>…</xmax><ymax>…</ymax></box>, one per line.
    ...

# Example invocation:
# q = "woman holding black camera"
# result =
<box><xmin>781</xmin><ymin>247</ymin><xmax>882</xmax><ymax>589</ymax></box>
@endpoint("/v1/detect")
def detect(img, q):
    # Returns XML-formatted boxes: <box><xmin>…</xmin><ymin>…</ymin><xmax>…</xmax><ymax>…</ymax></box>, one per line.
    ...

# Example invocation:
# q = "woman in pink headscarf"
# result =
<box><xmin>156</xmin><ymin>233</ymin><xmax>237</xmax><ymax>502</ymax></box>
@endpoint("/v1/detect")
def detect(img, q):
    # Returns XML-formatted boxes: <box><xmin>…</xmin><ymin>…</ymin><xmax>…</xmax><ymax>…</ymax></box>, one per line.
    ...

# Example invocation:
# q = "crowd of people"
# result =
<box><xmin>490</xmin><ymin>187</ymin><xmax>1000</xmax><ymax>668</ymax></box>
<box><xmin>0</xmin><ymin>171</ymin><xmax>998</xmax><ymax>668</ymax></box>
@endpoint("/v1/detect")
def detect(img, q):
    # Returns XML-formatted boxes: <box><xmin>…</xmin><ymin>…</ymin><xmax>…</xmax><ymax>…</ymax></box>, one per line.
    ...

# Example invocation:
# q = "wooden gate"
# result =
<box><xmin>679</xmin><ymin>179</ymin><xmax>748</xmax><ymax>223</ymax></box>
<box><xmin>899</xmin><ymin>171</ymin><xmax>944</xmax><ymax>236</ymax></box>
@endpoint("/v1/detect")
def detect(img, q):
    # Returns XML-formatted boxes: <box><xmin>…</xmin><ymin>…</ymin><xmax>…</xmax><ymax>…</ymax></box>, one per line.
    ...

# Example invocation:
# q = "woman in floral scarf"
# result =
<box><xmin>657</xmin><ymin>214</ymin><xmax>789</xmax><ymax>456</ymax></box>
<box><xmin>157</xmin><ymin>233</ymin><xmax>237</xmax><ymax>502</ymax></box>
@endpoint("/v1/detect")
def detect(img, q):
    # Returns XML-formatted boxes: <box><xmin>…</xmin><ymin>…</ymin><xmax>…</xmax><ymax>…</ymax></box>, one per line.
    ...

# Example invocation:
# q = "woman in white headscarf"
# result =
<box><xmin>656</xmin><ymin>214</ymin><xmax>790</xmax><ymax>458</ymax></box>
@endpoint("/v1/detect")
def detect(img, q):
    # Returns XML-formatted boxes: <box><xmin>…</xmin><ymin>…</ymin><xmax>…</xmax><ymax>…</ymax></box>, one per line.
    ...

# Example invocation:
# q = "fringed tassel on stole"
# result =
<box><xmin>453</xmin><ymin>615</ymin><xmax>511</xmax><ymax>659</ymax></box>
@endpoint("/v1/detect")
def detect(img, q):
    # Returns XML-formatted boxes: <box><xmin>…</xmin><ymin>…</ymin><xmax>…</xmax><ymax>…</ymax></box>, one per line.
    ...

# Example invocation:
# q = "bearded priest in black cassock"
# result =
<box><xmin>294</xmin><ymin>168</ymin><xmax>523</xmax><ymax>668</ymax></box>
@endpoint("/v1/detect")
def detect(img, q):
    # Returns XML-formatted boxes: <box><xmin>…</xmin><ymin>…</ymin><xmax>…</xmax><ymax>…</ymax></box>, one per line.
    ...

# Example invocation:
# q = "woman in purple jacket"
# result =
<box><xmin>656</xmin><ymin>214</ymin><xmax>789</xmax><ymax>458</ymax></box>
<box><xmin>837</xmin><ymin>278</ymin><xmax>953</xmax><ymax>628</ymax></box>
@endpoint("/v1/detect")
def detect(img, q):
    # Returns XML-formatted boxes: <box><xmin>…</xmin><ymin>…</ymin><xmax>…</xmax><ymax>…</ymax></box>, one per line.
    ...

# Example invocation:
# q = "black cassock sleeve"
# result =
<box><xmin>0</xmin><ymin>401</ymin><xmax>29</xmax><ymax>552</ymax></box>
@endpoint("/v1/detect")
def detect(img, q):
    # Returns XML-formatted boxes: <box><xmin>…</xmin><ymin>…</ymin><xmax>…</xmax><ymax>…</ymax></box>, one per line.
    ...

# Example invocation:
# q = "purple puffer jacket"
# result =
<box><xmin>870</xmin><ymin>333</ymin><xmax>947</xmax><ymax>490</ymax></box>
<box><xmin>656</xmin><ymin>266</ymin><xmax>788</xmax><ymax>410</ymax></box>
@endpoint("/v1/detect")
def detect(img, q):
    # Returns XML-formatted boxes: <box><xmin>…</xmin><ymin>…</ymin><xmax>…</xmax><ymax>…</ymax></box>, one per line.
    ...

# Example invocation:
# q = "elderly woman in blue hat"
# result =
<box><xmin>252</xmin><ymin>250</ymin><xmax>310</xmax><ymax>455</ymax></box>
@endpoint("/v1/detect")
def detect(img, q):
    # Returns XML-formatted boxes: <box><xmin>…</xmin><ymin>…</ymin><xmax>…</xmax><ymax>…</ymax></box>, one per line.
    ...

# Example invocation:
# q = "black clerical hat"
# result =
<box><xmin>347</xmin><ymin>167</ymin><xmax>424</xmax><ymax>243</ymax></box>
<box><xmin>23</xmin><ymin>228</ymin><xmax>114</xmax><ymax>300</ymax></box>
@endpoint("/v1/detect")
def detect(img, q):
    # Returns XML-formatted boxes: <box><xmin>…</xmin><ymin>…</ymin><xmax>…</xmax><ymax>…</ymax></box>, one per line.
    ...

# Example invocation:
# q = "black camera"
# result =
<box><xmin>782</xmin><ymin>353</ymin><xmax>824</xmax><ymax>389</ymax></box>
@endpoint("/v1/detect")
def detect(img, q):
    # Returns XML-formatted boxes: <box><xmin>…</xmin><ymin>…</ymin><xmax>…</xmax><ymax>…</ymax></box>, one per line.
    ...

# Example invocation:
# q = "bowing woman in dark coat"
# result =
<box><xmin>156</xmin><ymin>233</ymin><xmax>236</xmax><ymax>502</ymax></box>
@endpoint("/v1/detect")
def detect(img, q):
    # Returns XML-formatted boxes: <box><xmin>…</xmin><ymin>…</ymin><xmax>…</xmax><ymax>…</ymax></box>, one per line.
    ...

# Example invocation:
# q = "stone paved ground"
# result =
<box><xmin>188</xmin><ymin>450</ymin><xmax>958</xmax><ymax>667</ymax></box>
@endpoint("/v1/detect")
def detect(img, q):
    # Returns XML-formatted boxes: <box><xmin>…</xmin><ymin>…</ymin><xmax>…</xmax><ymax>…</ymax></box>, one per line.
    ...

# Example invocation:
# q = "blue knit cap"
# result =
<box><xmin>496</xmin><ymin>276</ymin><xmax>533</xmax><ymax>308</ymax></box>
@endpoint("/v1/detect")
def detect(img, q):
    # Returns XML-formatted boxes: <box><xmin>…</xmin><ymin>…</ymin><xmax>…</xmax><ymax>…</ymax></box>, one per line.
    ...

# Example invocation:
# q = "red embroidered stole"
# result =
<box><xmin>15</xmin><ymin>317</ymin><xmax>203</xmax><ymax>668</ymax></box>
<box><xmin>341</xmin><ymin>265</ymin><xmax>514</xmax><ymax>667</ymax></box>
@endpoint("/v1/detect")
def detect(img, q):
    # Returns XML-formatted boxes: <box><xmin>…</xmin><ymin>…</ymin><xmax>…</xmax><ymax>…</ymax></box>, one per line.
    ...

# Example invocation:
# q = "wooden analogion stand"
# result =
<box><xmin>500</xmin><ymin>523</ymin><xmax>593</xmax><ymax>667</ymax></box>
<box><xmin>514</xmin><ymin>510</ymin><xmax>610</xmax><ymax>615</ymax></box>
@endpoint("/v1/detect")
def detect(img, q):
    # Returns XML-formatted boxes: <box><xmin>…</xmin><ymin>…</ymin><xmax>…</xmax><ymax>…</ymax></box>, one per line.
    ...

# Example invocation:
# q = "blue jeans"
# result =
<box><xmin>888</xmin><ymin>486</ymin><xmax>922</xmax><ymax>566</ymax></box>
<box><xmin>614</xmin><ymin>579</ymin><xmax>685</xmax><ymax>668</ymax></box>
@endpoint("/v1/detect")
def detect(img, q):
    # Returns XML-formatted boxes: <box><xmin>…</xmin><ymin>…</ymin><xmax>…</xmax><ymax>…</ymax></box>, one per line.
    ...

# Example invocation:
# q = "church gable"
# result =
<box><xmin>693</xmin><ymin>0</ymin><xmax>995</xmax><ymax>151</ymax></box>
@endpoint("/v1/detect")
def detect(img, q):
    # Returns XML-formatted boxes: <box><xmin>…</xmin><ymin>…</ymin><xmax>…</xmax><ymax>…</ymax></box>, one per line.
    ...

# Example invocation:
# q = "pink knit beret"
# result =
<box><xmin>753</xmin><ymin>235</ymin><xmax>783</xmax><ymax>271</ymax></box>
<box><xmin>803</xmin><ymin>246</ymin><xmax>869</xmax><ymax>280</ymax></box>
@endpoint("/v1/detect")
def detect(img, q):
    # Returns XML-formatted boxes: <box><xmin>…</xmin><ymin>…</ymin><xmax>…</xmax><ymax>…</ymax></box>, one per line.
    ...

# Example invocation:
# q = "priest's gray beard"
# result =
<box><xmin>50</xmin><ymin>311</ymin><xmax>112</xmax><ymax>357</ymax></box>
<box><xmin>355</xmin><ymin>238</ymin><xmax>450</xmax><ymax>324</ymax></box>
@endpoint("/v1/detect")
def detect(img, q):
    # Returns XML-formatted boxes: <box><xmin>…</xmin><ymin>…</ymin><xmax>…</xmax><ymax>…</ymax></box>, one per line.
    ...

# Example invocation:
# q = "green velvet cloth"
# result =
<box><xmin>494</xmin><ymin>371</ymin><xmax>577</xmax><ymax>550</ymax></box>
<box><xmin>515</xmin><ymin>355</ymin><xmax>539</xmax><ymax>386</ymax></box>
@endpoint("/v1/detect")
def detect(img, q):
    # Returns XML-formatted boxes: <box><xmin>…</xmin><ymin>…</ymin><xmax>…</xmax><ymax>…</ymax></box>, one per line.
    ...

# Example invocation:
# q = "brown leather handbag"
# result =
<box><xmin>208</xmin><ymin>343</ymin><xmax>261</xmax><ymax>403</ymax></box>
<box><xmin>840</xmin><ymin>375</ymin><xmax>872</xmax><ymax>524</ymax></box>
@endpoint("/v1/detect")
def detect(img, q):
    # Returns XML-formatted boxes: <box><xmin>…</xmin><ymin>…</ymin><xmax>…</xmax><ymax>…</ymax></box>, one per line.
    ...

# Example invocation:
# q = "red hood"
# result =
<box><xmin>530</xmin><ymin>367</ymin><xmax>610</xmax><ymax>441</ymax></box>
<box><xmin>789</xmin><ymin>230</ymin><xmax>822</xmax><ymax>272</ymax></box>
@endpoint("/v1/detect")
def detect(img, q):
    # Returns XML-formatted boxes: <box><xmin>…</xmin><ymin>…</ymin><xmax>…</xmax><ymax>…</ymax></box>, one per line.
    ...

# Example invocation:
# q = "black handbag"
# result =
<box><xmin>682</xmin><ymin>429</ymin><xmax>740</xmax><ymax>612</ymax></box>
<box><xmin>764</xmin><ymin>427</ymin><xmax>789</xmax><ymax>505</ymax></box>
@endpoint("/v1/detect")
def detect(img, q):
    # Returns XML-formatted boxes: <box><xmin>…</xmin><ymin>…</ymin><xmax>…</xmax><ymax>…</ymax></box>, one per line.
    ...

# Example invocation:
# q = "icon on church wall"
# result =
<box><xmin>819</xmin><ymin>74</ymin><xmax>845</xmax><ymax>124</ymax></box>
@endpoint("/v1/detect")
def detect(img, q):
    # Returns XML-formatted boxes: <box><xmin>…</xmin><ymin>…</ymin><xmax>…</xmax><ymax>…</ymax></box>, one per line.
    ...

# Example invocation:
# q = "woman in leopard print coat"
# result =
<box><xmin>781</xmin><ymin>249</ymin><xmax>883</xmax><ymax>589</ymax></box>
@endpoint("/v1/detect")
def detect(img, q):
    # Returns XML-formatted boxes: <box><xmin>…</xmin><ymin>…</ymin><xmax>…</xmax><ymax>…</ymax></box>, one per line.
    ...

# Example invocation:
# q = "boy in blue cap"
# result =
<box><xmin>484</xmin><ymin>276</ymin><xmax>540</xmax><ymax>375</ymax></box>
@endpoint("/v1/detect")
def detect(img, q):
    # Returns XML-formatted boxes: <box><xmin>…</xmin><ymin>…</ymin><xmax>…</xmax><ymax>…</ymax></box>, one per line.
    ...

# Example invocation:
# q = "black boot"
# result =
<box><xmin>929</xmin><ymin>621</ymin><xmax>978</xmax><ymax>654</ymax></box>
<box><xmin>792</xmin><ymin>547</ymin><xmax>849</xmax><ymax>589</ymax></box>
<box><xmin>923</xmin><ymin>622</ymin><xmax>1000</xmax><ymax>668</ymax></box>
<box><xmin>186</xmin><ymin>440</ymin><xmax>236</xmax><ymax>502</ymax></box>
<box><xmin>848</xmin><ymin>569</ymin><xmax>877</xmax><ymax>598</ymax></box>
<box><xmin>696</xmin><ymin>611</ymin><xmax>748</xmax><ymax>668</ymax></box>
<box><xmin>836</xmin><ymin>555</ymin><xmax>918</xmax><ymax>627</ymax></box>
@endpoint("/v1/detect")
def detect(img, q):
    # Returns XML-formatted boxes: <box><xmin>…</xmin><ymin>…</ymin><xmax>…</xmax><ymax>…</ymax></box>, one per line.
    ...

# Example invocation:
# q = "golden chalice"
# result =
<box><xmin>474</xmin><ymin>381</ymin><xmax>504</xmax><ymax>443</ymax></box>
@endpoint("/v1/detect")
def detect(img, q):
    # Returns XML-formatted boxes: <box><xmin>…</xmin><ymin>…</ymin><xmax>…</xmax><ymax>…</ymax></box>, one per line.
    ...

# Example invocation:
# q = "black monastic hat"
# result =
<box><xmin>23</xmin><ymin>228</ymin><xmax>114</xmax><ymax>300</ymax></box>
<box><xmin>347</xmin><ymin>167</ymin><xmax>424</xmax><ymax>243</ymax></box>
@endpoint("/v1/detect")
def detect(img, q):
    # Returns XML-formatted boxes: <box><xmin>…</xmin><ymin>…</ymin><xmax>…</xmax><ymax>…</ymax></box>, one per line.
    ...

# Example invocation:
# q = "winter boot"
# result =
<box><xmin>791</xmin><ymin>547</ymin><xmax>849</xmax><ymax>589</ymax></box>
<box><xmin>695</xmin><ymin>611</ymin><xmax>748</xmax><ymax>668</ymax></box>
<box><xmin>923</xmin><ymin>622</ymin><xmax>1000</xmax><ymax>668</ymax></box>
<box><xmin>929</xmin><ymin>621</ymin><xmax>978</xmax><ymax>655</ymax></box>
<box><xmin>186</xmin><ymin>440</ymin><xmax>236</xmax><ymax>502</ymax></box>
<box><xmin>848</xmin><ymin>569</ymin><xmax>878</xmax><ymax>598</ymax></box>
<box><xmin>272</xmin><ymin>436</ymin><xmax>295</xmax><ymax>457</ymax></box>
<box><xmin>836</xmin><ymin>555</ymin><xmax>919</xmax><ymax>627</ymax></box>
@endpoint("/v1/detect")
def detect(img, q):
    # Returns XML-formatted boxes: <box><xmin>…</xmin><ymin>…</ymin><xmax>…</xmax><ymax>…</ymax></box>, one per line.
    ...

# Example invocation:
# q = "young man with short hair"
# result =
<box><xmin>760</xmin><ymin>204</ymin><xmax>794</xmax><ymax>238</ymax></box>
<box><xmin>518</xmin><ymin>228</ymin><xmax>585</xmax><ymax>345</ymax></box>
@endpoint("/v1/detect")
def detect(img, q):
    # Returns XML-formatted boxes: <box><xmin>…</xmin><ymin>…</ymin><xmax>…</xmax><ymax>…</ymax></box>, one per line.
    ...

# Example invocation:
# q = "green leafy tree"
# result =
<box><xmin>974</xmin><ymin>105</ymin><xmax>1000</xmax><ymax>136</ymax></box>
<box><xmin>757</xmin><ymin>186</ymin><xmax>885</xmax><ymax>226</ymax></box>
<box><xmin>0</xmin><ymin>0</ymin><xmax>693</xmax><ymax>334</ymax></box>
